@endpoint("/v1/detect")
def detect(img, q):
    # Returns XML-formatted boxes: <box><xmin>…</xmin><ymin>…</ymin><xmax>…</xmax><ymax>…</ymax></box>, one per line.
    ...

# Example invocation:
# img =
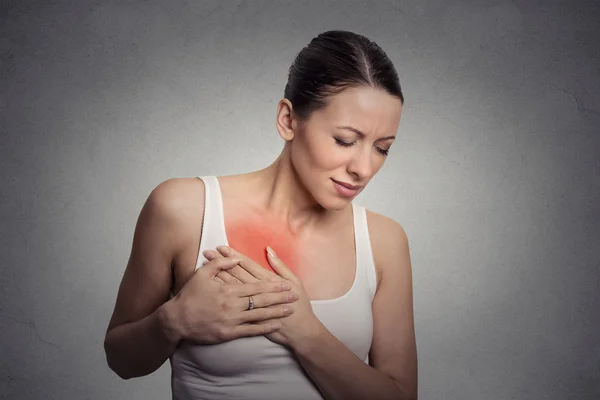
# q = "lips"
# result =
<box><xmin>332</xmin><ymin>179</ymin><xmax>362</xmax><ymax>190</ymax></box>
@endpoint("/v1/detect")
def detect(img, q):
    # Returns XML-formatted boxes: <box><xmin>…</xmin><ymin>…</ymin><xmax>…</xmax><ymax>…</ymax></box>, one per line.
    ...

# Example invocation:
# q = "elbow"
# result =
<box><xmin>104</xmin><ymin>338</ymin><xmax>135</xmax><ymax>380</ymax></box>
<box><xmin>104</xmin><ymin>337</ymin><xmax>157</xmax><ymax>380</ymax></box>
<box><xmin>110</xmin><ymin>365</ymin><xmax>136</xmax><ymax>381</ymax></box>
<box><xmin>111</xmin><ymin>367</ymin><xmax>135</xmax><ymax>381</ymax></box>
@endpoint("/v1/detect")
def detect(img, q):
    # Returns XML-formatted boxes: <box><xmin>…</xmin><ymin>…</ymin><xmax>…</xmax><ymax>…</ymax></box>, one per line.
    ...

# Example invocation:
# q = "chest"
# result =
<box><xmin>228</xmin><ymin>217</ymin><xmax>358</xmax><ymax>301</ymax></box>
<box><xmin>172</xmin><ymin>213</ymin><xmax>358</xmax><ymax>302</ymax></box>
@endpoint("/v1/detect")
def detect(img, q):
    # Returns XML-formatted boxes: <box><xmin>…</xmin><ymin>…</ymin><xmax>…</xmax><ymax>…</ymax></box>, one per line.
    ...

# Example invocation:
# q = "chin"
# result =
<box><xmin>320</xmin><ymin>196</ymin><xmax>353</xmax><ymax>211</ymax></box>
<box><xmin>310</xmin><ymin>180</ymin><xmax>354</xmax><ymax>211</ymax></box>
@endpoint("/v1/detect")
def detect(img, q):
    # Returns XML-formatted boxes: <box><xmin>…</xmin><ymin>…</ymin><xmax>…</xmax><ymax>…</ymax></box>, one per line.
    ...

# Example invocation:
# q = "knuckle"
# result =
<box><xmin>220</xmin><ymin>285</ymin><xmax>233</xmax><ymax>296</ymax></box>
<box><xmin>216</xmin><ymin>326</ymin><xmax>229</xmax><ymax>340</ymax></box>
<box><xmin>222</xmin><ymin>312</ymin><xmax>236</xmax><ymax>326</ymax></box>
<box><xmin>216</xmin><ymin>297</ymin><xmax>228</xmax><ymax>310</ymax></box>
<box><xmin>257</xmin><ymin>293</ymin><xmax>273</xmax><ymax>307</ymax></box>
<box><xmin>226</xmin><ymin>268</ymin><xmax>237</xmax><ymax>279</ymax></box>
<box><xmin>232</xmin><ymin>265</ymin><xmax>244</xmax><ymax>275</ymax></box>
<box><xmin>264</xmin><ymin>293</ymin><xmax>277</xmax><ymax>306</ymax></box>
<box><xmin>272</xmin><ymin>307</ymin><xmax>286</xmax><ymax>318</ymax></box>
<box><xmin>255</xmin><ymin>308</ymin><xmax>269</xmax><ymax>321</ymax></box>
<box><xmin>260</xmin><ymin>324</ymin><xmax>271</xmax><ymax>334</ymax></box>
<box><xmin>216</xmin><ymin>271</ymin><xmax>227</xmax><ymax>279</ymax></box>
<box><xmin>231</xmin><ymin>270</ymin><xmax>243</xmax><ymax>283</ymax></box>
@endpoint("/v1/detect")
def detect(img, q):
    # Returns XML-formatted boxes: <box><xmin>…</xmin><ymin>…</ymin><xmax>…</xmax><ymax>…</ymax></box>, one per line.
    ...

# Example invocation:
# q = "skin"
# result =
<box><xmin>104</xmin><ymin>84</ymin><xmax>417</xmax><ymax>398</ymax></box>
<box><xmin>211</xmin><ymin>85</ymin><xmax>403</xmax><ymax>298</ymax></box>
<box><xmin>225</xmin><ymin>212</ymin><xmax>298</xmax><ymax>274</ymax></box>
<box><xmin>205</xmin><ymin>85</ymin><xmax>417</xmax><ymax>399</ymax></box>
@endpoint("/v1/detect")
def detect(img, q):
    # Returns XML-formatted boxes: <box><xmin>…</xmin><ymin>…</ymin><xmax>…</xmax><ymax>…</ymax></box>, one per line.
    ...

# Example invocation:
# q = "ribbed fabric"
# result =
<box><xmin>170</xmin><ymin>176</ymin><xmax>377</xmax><ymax>400</ymax></box>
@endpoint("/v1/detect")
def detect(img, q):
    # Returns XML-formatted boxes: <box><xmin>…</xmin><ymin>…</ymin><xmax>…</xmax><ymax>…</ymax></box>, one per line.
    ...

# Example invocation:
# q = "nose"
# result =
<box><xmin>347</xmin><ymin>145</ymin><xmax>373</xmax><ymax>181</ymax></box>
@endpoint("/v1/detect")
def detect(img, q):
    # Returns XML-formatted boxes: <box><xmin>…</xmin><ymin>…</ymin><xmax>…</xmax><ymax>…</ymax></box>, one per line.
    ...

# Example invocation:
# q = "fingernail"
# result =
<box><xmin>203</xmin><ymin>250</ymin><xmax>215</xmax><ymax>259</ymax></box>
<box><xmin>217</xmin><ymin>245</ymin><xmax>230</xmax><ymax>255</ymax></box>
<box><xmin>266</xmin><ymin>246</ymin><xmax>276</xmax><ymax>258</ymax></box>
<box><xmin>281</xmin><ymin>282</ymin><xmax>291</xmax><ymax>290</ymax></box>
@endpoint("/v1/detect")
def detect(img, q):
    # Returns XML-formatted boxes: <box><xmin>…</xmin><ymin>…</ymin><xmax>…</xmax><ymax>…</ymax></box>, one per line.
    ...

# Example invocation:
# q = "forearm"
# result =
<box><xmin>294</xmin><ymin>324</ymin><xmax>413</xmax><ymax>400</ymax></box>
<box><xmin>104</xmin><ymin>300</ymin><xmax>181</xmax><ymax>379</ymax></box>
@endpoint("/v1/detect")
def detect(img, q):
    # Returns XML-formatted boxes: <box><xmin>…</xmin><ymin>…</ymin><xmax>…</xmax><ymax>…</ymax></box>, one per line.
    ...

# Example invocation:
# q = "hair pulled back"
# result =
<box><xmin>284</xmin><ymin>30</ymin><xmax>404</xmax><ymax>123</ymax></box>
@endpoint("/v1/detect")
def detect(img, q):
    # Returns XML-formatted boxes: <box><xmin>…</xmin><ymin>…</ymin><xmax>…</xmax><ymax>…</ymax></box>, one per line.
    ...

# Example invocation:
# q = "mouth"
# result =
<box><xmin>332</xmin><ymin>179</ymin><xmax>362</xmax><ymax>190</ymax></box>
<box><xmin>331</xmin><ymin>179</ymin><xmax>362</xmax><ymax>197</ymax></box>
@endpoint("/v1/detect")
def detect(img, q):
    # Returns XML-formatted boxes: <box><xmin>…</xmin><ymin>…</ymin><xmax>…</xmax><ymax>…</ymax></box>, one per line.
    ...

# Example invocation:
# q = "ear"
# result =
<box><xmin>275</xmin><ymin>99</ymin><xmax>297</xmax><ymax>142</ymax></box>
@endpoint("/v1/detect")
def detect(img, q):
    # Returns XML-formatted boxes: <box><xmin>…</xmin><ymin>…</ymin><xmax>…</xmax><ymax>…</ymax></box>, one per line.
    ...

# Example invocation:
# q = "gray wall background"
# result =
<box><xmin>1</xmin><ymin>0</ymin><xmax>599</xmax><ymax>399</ymax></box>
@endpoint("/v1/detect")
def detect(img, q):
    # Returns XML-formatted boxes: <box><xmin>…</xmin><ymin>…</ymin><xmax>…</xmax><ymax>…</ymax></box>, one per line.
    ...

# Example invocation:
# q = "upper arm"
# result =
<box><xmin>368</xmin><ymin>212</ymin><xmax>418</xmax><ymax>399</ymax></box>
<box><xmin>105</xmin><ymin>178</ymin><xmax>202</xmax><ymax>334</ymax></box>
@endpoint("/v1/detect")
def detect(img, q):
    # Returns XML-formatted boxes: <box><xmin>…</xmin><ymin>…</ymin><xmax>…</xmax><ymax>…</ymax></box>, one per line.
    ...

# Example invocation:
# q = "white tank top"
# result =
<box><xmin>169</xmin><ymin>176</ymin><xmax>377</xmax><ymax>400</ymax></box>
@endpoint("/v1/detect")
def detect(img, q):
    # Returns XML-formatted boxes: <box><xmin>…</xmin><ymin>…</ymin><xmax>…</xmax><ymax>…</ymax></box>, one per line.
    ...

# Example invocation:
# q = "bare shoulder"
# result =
<box><xmin>148</xmin><ymin>177</ymin><xmax>207</xmax><ymax>255</ymax></box>
<box><xmin>365</xmin><ymin>209</ymin><xmax>410</xmax><ymax>291</ymax></box>
<box><xmin>149</xmin><ymin>177</ymin><xmax>205</xmax><ymax>213</ymax></box>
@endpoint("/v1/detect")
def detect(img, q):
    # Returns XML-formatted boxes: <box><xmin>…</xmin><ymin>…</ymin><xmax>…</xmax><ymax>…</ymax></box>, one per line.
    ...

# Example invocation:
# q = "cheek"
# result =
<box><xmin>373</xmin><ymin>158</ymin><xmax>386</xmax><ymax>172</ymax></box>
<box><xmin>291</xmin><ymin>137</ymin><xmax>338</xmax><ymax>187</ymax></box>
<box><xmin>310</xmin><ymin>140</ymin><xmax>348</xmax><ymax>171</ymax></box>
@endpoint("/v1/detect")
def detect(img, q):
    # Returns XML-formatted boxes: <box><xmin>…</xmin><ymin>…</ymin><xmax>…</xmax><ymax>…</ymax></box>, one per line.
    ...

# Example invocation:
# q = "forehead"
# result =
<box><xmin>314</xmin><ymin>86</ymin><xmax>403</xmax><ymax>134</ymax></box>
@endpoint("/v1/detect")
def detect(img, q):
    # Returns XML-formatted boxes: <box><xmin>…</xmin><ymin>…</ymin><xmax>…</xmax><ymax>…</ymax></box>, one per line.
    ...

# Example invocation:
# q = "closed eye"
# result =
<box><xmin>334</xmin><ymin>138</ymin><xmax>389</xmax><ymax>156</ymax></box>
<box><xmin>334</xmin><ymin>138</ymin><xmax>354</xmax><ymax>147</ymax></box>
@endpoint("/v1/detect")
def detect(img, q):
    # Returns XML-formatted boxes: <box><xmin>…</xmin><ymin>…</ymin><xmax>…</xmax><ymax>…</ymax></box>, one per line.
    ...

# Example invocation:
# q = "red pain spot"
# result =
<box><xmin>225</xmin><ymin>213</ymin><xmax>298</xmax><ymax>274</ymax></box>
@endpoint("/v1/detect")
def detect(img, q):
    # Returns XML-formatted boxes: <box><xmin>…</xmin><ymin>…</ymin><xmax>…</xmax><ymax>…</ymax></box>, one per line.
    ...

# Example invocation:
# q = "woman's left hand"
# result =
<box><xmin>203</xmin><ymin>245</ymin><xmax>324</xmax><ymax>350</ymax></box>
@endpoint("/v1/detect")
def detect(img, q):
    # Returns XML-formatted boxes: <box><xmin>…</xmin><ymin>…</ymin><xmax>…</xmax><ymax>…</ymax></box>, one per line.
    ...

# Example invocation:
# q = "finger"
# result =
<box><xmin>250</xmin><ymin>290</ymin><xmax>298</xmax><ymax>309</ymax></box>
<box><xmin>226</xmin><ymin>289</ymin><xmax>297</xmax><ymax>313</ymax></box>
<box><xmin>216</xmin><ymin>245</ymin><xmax>269</xmax><ymax>280</ymax></box>
<box><xmin>199</xmin><ymin>256</ymin><xmax>242</xmax><ymax>277</ymax></box>
<box><xmin>227</xmin><ymin>264</ymin><xmax>260</xmax><ymax>284</ymax></box>
<box><xmin>266</xmin><ymin>246</ymin><xmax>296</xmax><ymax>281</ymax></box>
<box><xmin>217</xmin><ymin>245</ymin><xmax>281</xmax><ymax>281</ymax></box>
<box><xmin>213</xmin><ymin>275</ymin><xmax>226</xmax><ymax>283</ymax></box>
<box><xmin>224</xmin><ymin>286</ymin><xmax>297</xmax><ymax>313</ymax></box>
<box><xmin>237</xmin><ymin>305</ymin><xmax>294</xmax><ymax>324</ymax></box>
<box><xmin>203</xmin><ymin>249</ymin><xmax>218</xmax><ymax>261</ymax></box>
<box><xmin>205</xmin><ymin>248</ymin><xmax>257</xmax><ymax>283</ymax></box>
<box><xmin>228</xmin><ymin>280</ymin><xmax>291</xmax><ymax>298</ymax></box>
<box><xmin>229</xmin><ymin>321</ymin><xmax>282</xmax><ymax>339</ymax></box>
<box><xmin>217</xmin><ymin>270</ymin><xmax>241</xmax><ymax>284</ymax></box>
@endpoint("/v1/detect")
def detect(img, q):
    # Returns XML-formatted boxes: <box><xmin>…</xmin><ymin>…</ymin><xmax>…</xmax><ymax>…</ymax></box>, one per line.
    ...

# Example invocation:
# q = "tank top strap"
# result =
<box><xmin>195</xmin><ymin>176</ymin><xmax>228</xmax><ymax>271</ymax></box>
<box><xmin>352</xmin><ymin>203</ymin><xmax>377</xmax><ymax>301</ymax></box>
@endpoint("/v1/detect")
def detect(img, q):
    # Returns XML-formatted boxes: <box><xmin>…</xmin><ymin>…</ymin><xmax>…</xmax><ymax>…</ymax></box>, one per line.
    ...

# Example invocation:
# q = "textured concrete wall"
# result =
<box><xmin>1</xmin><ymin>1</ymin><xmax>599</xmax><ymax>399</ymax></box>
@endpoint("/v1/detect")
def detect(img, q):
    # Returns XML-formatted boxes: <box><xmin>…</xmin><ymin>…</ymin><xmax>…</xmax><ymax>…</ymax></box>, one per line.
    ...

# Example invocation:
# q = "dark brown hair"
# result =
<box><xmin>284</xmin><ymin>30</ymin><xmax>404</xmax><ymax>122</ymax></box>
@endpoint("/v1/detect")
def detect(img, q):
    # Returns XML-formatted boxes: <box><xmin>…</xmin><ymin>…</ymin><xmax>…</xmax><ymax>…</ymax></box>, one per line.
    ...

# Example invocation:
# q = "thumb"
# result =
<box><xmin>266</xmin><ymin>247</ymin><xmax>294</xmax><ymax>280</ymax></box>
<box><xmin>200</xmin><ymin>256</ymin><xmax>241</xmax><ymax>277</ymax></box>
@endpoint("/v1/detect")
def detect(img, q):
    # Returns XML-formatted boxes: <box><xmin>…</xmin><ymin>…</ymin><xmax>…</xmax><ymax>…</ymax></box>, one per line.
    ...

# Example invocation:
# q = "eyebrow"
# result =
<box><xmin>336</xmin><ymin>125</ymin><xmax>396</xmax><ymax>141</ymax></box>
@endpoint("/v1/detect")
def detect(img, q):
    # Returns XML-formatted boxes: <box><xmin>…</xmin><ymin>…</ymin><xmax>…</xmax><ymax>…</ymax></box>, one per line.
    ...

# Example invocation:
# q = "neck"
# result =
<box><xmin>241</xmin><ymin>147</ymin><xmax>344</xmax><ymax>236</ymax></box>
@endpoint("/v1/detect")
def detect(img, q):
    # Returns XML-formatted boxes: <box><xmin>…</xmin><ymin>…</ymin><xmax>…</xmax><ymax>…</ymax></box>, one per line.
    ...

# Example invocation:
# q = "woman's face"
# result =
<box><xmin>288</xmin><ymin>85</ymin><xmax>403</xmax><ymax>210</ymax></box>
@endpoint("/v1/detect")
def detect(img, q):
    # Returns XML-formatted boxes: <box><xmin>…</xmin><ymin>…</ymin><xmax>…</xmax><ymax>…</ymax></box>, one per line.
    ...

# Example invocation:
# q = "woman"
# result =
<box><xmin>104</xmin><ymin>30</ymin><xmax>417</xmax><ymax>399</ymax></box>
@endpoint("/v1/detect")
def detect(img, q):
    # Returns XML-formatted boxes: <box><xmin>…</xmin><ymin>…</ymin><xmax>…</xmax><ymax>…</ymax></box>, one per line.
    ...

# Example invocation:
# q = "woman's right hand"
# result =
<box><xmin>165</xmin><ymin>256</ymin><xmax>297</xmax><ymax>345</ymax></box>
